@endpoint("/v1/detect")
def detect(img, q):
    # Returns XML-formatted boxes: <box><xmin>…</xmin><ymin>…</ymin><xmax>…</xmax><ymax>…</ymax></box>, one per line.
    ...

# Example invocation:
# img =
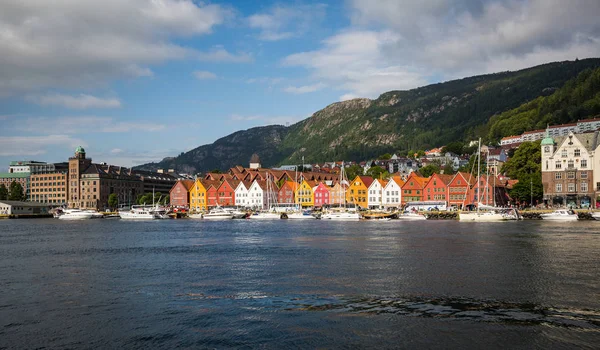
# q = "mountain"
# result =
<box><xmin>135</xmin><ymin>58</ymin><xmax>600</xmax><ymax>174</ymax></box>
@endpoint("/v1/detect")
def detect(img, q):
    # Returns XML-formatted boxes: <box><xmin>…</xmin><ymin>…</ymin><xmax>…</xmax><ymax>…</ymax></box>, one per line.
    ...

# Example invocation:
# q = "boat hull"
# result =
<box><xmin>459</xmin><ymin>212</ymin><xmax>506</xmax><ymax>222</ymax></box>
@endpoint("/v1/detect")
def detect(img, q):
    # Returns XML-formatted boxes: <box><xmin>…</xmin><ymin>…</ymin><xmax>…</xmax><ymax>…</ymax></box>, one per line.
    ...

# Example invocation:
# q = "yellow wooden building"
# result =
<box><xmin>189</xmin><ymin>179</ymin><xmax>208</xmax><ymax>212</ymax></box>
<box><xmin>347</xmin><ymin>176</ymin><xmax>374</xmax><ymax>209</ymax></box>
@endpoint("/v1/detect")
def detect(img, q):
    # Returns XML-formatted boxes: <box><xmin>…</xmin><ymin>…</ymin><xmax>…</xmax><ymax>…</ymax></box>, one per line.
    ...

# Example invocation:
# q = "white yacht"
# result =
<box><xmin>322</xmin><ymin>209</ymin><xmax>361</xmax><ymax>221</ymax></box>
<box><xmin>58</xmin><ymin>209</ymin><xmax>95</xmax><ymax>220</ymax></box>
<box><xmin>540</xmin><ymin>210</ymin><xmax>578</xmax><ymax>221</ymax></box>
<box><xmin>118</xmin><ymin>205</ymin><xmax>158</xmax><ymax>220</ymax></box>
<box><xmin>284</xmin><ymin>210</ymin><xmax>318</xmax><ymax>219</ymax></box>
<box><xmin>396</xmin><ymin>211</ymin><xmax>427</xmax><ymax>221</ymax></box>
<box><xmin>202</xmin><ymin>207</ymin><xmax>235</xmax><ymax>220</ymax></box>
<box><xmin>591</xmin><ymin>212</ymin><xmax>600</xmax><ymax>220</ymax></box>
<box><xmin>249</xmin><ymin>211</ymin><xmax>282</xmax><ymax>220</ymax></box>
<box><xmin>459</xmin><ymin>211</ymin><xmax>507</xmax><ymax>222</ymax></box>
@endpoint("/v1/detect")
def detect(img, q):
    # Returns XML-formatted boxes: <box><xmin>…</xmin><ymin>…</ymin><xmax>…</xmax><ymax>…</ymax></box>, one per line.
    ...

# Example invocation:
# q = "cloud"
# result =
<box><xmin>248</xmin><ymin>4</ymin><xmax>326</xmax><ymax>41</ymax></box>
<box><xmin>27</xmin><ymin>93</ymin><xmax>122</xmax><ymax>109</ymax></box>
<box><xmin>192</xmin><ymin>70</ymin><xmax>217</xmax><ymax>80</ymax></box>
<box><xmin>283</xmin><ymin>0</ymin><xmax>600</xmax><ymax>100</ymax></box>
<box><xmin>0</xmin><ymin>135</ymin><xmax>86</xmax><ymax>156</ymax></box>
<box><xmin>110</xmin><ymin>148</ymin><xmax>124</xmax><ymax>154</ymax></box>
<box><xmin>284</xmin><ymin>82</ymin><xmax>326</xmax><ymax>94</ymax></box>
<box><xmin>0</xmin><ymin>0</ymin><xmax>233</xmax><ymax>95</ymax></box>
<box><xmin>196</xmin><ymin>48</ymin><xmax>253</xmax><ymax>63</ymax></box>
<box><xmin>246</xmin><ymin>77</ymin><xmax>284</xmax><ymax>85</ymax></box>
<box><xmin>14</xmin><ymin>116</ymin><xmax>166</xmax><ymax>134</ymax></box>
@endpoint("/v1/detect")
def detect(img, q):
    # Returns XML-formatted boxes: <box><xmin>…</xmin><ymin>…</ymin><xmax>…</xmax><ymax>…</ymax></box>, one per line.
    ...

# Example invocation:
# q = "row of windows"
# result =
<box><xmin>555</xmin><ymin>183</ymin><xmax>588</xmax><ymax>192</ymax></box>
<box><xmin>31</xmin><ymin>182</ymin><xmax>65</xmax><ymax>187</ymax></box>
<box><xmin>554</xmin><ymin>172</ymin><xmax>588</xmax><ymax>179</ymax></box>
<box><xmin>32</xmin><ymin>176</ymin><xmax>64</xmax><ymax>181</ymax></box>
<box><xmin>31</xmin><ymin>187</ymin><xmax>65</xmax><ymax>192</ymax></box>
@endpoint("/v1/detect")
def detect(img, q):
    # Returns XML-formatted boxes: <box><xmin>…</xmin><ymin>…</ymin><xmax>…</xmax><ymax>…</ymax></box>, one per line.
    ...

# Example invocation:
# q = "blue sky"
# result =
<box><xmin>1</xmin><ymin>0</ymin><xmax>600</xmax><ymax>170</ymax></box>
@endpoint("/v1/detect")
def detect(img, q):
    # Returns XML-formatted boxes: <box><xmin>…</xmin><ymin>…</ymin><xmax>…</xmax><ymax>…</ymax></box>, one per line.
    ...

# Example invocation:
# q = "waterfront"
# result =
<box><xmin>1</xmin><ymin>219</ymin><xmax>599</xmax><ymax>348</ymax></box>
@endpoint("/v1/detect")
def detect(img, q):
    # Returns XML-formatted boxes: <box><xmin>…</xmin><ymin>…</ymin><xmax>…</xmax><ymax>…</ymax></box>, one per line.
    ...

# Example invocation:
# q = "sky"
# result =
<box><xmin>1</xmin><ymin>0</ymin><xmax>600</xmax><ymax>171</ymax></box>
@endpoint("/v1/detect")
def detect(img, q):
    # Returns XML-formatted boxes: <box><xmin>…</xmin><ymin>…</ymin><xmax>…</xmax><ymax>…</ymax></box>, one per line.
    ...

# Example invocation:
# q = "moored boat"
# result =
<box><xmin>540</xmin><ymin>209</ymin><xmax>578</xmax><ymax>221</ymax></box>
<box><xmin>119</xmin><ymin>205</ymin><xmax>158</xmax><ymax>220</ymax></box>
<box><xmin>396</xmin><ymin>210</ymin><xmax>427</xmax><ymax>221</ymax></box>
<box><xmin>58</xmin><ymin>209</ymin><xmax>95</xmax><ymax>220</ymax></box>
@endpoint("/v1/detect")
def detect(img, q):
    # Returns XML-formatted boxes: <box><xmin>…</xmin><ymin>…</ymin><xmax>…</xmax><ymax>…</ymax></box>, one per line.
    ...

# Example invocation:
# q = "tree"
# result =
<box><xmin>441</xmin><ymin>141</ymin><xmax>464</xmax><ymax>155</ymax></box>
<box><xmin>419</xmin><ymin>164</ymin><xmax>440</xmax><ymax>177</ymax></box>
<box><xmin>442</xmin><ymin>163</ymin><xmax>455</xmax><ymax>175</ymax></box>
<box><xmin>0</xmin><ymin>184</ymin><xmax>7</xmax><ymax>200</ymax></box>
<box><xmin>501</xmin><ymin>141</ymin><xmax>541</xmax><ymax>179</ymax></box>
<box><xmin>366</xmin><ymin>166</ymin><xmax>390</xmax><ymax>179</ymax></box>
<box><xmin>108</xmin><ymin>193</ymin><xmax>118</xmax><ymax>210</ymax></box>
<box><xmin>509</xmin><ymin>174</ymin><xmax>543</xmax><ymax>205</ymax></box>
<box><xmin>345</xmin><ymin>164</ymin><xmax>364</xmax><ymax>181</ymax></box>
<box><xmin>8</xmin><ymin>181</ymin><xmax>25</xmax><ymax>201</ymax></box>
<box><xmin>378</xmin><ymin>153</ymin><xmax>392</xmax><ymax>160</ymax></box>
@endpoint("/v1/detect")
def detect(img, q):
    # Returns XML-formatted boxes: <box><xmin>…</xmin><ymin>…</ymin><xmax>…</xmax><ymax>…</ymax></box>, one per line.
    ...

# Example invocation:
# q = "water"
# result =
<box><xmin>1</xmin><ymin>219</ymin><xmax>599</xmax><ymax>348</ymax></box>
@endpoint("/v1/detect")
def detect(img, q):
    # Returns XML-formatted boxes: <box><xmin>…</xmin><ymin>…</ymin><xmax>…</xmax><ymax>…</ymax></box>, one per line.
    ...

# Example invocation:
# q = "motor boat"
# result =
<box><xmin>57</xmin><ymin>209</ymin><xmax>95</xmax><ymax>220</ymax></box>
<box><xmin>282</xmin><ymin>210</ymin><xmax>319</xmax><ymax>219</ymax></box>
<box><xmin>591</xmin><ymin>212</ymin><xmax>600</xmax><ymax>220</ymax></box>
<box><xmin>396</xmin><ymin>210</ymin><xmax>427</xmax><ymax>221</ymax></box>
<box><xmin>119</xmin><ymin>205</ymin><xmax>158</xmax><ymax>220</ymax></box>
<box><xmin>249</xmin><ymin>211</ymin><xmax>282</xmax><ymax>220</ymax></box>
<box><xmin>202</xmin><ymin>207</ymin><xmax>234</xmax><ymax>220</ymax></box>
<box><xmin>321</xmin><ymin>209</ymin><xmax>361</xmax><ymax>221</ymax></box>
<box><xmin>540</xmin><ymin>209</ymin><xmax>579</xmax><ymax>221</ymax></box>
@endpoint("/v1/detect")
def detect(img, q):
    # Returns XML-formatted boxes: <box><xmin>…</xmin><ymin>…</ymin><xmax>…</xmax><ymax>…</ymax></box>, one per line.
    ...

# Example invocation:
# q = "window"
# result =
<box><xmin>574</xmin><ymin>149</ymin><xmax>580</xmax><ymax>157</ymax></box>
<box><xmin>568</xmin><ymin>183</ymin><xmax>576</xmax><ymax>192</ymax></box>
<box><xmin>568</xmin><ymin>160</ymin><xmax>574</xmax><ymax>168</ymax></box>
<box><xmin>581</xmin><ymin>172</ymin><xmax>588</xmax><ymax>179</ymax></box>
<box><xmin>561</xmin><ymin>149</ymin><xmax>567</xmax><ymax>157</ymax></box>
<box><xmin>581</xmin><ymin>182</ymin><xmax>588</xmax><ymax>192</ymax></box>
<box><xmin>581</xmin><ymin>159</ymin><xmax>587</xmax><ymax>168</ymax></box>
<box><xmin>567</xmin><ymin>172</ymin><xmax>575</xmax><ymax>179</ymax></box>
<box><xmin>555</xmin><ymin>161</ymin><xmax>561</xmax><ymax>169</ymax></box>
<box><xmin>556</xmin><ymin>183</ymin><xmax>562</xmax><ymax>192</ymax></box>
<box><xmin>555</xmin><ymin>173</ymin><xmax>562</xmax><ymax>180</ymax></box>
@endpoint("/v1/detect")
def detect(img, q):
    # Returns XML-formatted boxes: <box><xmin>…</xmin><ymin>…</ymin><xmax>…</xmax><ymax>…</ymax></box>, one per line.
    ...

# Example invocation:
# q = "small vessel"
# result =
<box><xmin>322</xmin><ymin>209</ymin><xmax>361</xmax><ymax>221</ymax></box>
<box><xmin>283</xmin><ymin>210</ymin><xmax>319</xmax><ymax>219</ymax></box>
<box><xmin>119</xmin><ymin>205</ymin><xmax>158</xmax><ymax>220</ymax></box>
<box><xmin>84</xmin><ymin>210</ymin><xmax>105</xmax><ymax>219</ymax></box>
<box><xmin>540</xmin><ymin>209</ymin><xmax>578</xmax><ymax>221</ymax></box>
<box><xmin>362</xmin><ymin>210</ymin><xmax>395</xmax><ymax>220</ymax></box>
<box><xmin>396</xmin><ymin>210</ymin><xmax>427</xmax><ymax>221</ymax></box>
<box><xmin>202</xmin><ymin>206</ymin><xmax>234</xmax><ymax>220</ymax></box>
<box><xmin>58</xmin><ymin>209</ymin><xmax>95</xmax><ymax>220</ymax></box>
<box><xmin>591</xmin><ymin>212</ymin><xmax>600</xmax><ymax>220</ymax></box>
<box><xmin>249</xmin><ymin>210</ymin><xmax>282</xmax><ymax>220</ymax></box>
<box><xmin>459</xmin><ymin>211</ymin><xmax>507</xmax><ymax>222</ymax></box>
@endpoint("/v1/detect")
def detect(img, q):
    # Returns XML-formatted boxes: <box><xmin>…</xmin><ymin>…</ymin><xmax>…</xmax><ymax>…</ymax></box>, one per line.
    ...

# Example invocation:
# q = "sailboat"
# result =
<box><xmin>459</xmin><ymin>139</ymin><xmax>511</xmax><ymax>222</ymax></box>
<box><xmin>322</xmin><ymin>162</ymin><xmax>361</xmax><ymax>221</ymax></box>
<box><xmin>249</xmin><ymin>173</ymin><xmax>282</xmax><ymax>219</ymax></box>
<box><xmin>286</xmin><ymin>164</ymin><xmax>318</xmax><ymax>219</ymax></box>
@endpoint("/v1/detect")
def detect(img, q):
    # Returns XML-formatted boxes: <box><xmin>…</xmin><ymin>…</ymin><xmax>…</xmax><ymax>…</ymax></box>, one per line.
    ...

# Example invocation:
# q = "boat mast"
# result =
<box><xmin>477</xmin><ymin>138</ymin><xmax>481</xmax><ymax>214</ymax></box>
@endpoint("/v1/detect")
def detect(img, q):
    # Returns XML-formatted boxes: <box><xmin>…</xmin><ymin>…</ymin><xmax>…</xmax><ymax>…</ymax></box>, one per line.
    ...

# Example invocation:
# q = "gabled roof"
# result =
<box><xmin>386</xmin><ymin>175</ymin><xmax>405</xmax><ymax>188</ymax></box>
<box><xmin>358</xmin><ymin>175</ymin><xmax>374</xmax><ymax>187</ymax></box>
<box><xmin>201</xmin><ymin>179</ymin><xmax>221</xmax><ymax>190</ymax></box>
<box><xmin>427</xmin><ymin>173</ymin><xmax>453</xmax><ymax>186</ymax></box>
<box><xmin>179</xmin><ymin>179</ymin><xmax>195</xmax><ymax>191</ymax></box>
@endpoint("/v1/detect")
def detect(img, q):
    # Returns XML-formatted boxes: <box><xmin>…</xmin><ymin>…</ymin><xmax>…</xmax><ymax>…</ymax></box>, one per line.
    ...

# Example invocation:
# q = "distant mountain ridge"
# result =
<box><xmin>135</xmin><ymin>58</ymin><xmax>600</xmax><ymax>174</ymax></box>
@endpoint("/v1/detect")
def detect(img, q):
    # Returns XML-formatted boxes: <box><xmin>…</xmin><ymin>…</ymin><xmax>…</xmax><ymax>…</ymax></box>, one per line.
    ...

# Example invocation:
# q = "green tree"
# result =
<box><xmin>344</xmin><ymin>164</ymin><xmax>364</xmax><ymax>181</ymax></box>
<box><xmin>442</xmin><ymin>163</ymin><xmax>455</xmax><ymax>175</ymax></box>
<box><xmin>419</xmin><ymin>164</ymin><xmax>440</xmax><ymax>177</ymax></box>
<box><xmin>0</xmin><ymin>184</ymin><xmax>7</xmax><ymax>200</ymax></box>
<box><xmin>441</xmin><ymin>141</ymin><xmax>464</xmax><ymax>155</ymax></box>
<box><xmin>501</xmin><ymin>141</ymin><xmax>541</xmax><ymax>179</ymax></box>
<box><xmin>108</xmin><ymin>193</ymin><xmax>118</xmax><ymax>210</ymax></box>
<box><xmin>509</xmin><ymin>174</ymin><xmax>543</xmax><ymax>205</ymax></box>
<box><xmin>378</xmin><ymin>153</ymin><xmax>392</xmax><ymax>160</ymax></box>
<box><xmin>366</xmin><ymin>166</ymin><xmax>390</xmax><ymax>179</ymax></box>
<box><xmin>8</xmin><ymin>181</ymin><xmax>26</xmax><ymax>201</ymax></box>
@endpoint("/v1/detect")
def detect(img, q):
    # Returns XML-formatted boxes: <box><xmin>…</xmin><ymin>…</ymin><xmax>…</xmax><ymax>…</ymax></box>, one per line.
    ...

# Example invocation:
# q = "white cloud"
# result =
<box><xmin>14</xmin><ymin>116</ymin><xmax>165</xmax><ymax>134</ymax></box>
<box><xmin>283</xmin><ymin>0</ymin><xmax>600</xmax><ymax>100</ymax></box>
<box><xmin>110</xmin><ymin>148</ymin><xmax>124</xmax><ymax>154</ymax></box>
<box><xmin>196</xmin><ymin>48</ymin><xmax>253</xmax><ymax>63</ymax></box>
<box><xmin>0</xmin><ymin>0</ymin><xmax>234</xmax><ymax>95</ymax></box>
<box><xmin>0</xmin><ymin>135</ymin><xmax>86</xmax><ymax>156</ymax></box>
<box><xmin>193</xmin><ymin>70</ymin><xmax>217</xmax><ymax>80</ymax></box>
<box><xmin>248</xmin><ymin>4</ymin><xmax>326</xmax><ymax>41</ymax></box>
<box><xmin>284</xmin><ymin>83</ymin><xmax>326</xmax><ymax>94</ymax></box>
<box><xmin>27</xmin><ymin>93</ymin><xmax>122</xmax><ymax>109</ymax></box>
<box><xmin>246</xmin><ymin>77</ymin><xmax>284</xmax><ymax>85</ymax></box>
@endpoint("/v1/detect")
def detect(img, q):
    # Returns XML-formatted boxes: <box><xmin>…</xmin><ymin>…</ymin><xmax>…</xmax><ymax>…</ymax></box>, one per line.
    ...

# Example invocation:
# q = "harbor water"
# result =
<box><xmin>1</xmin><ymin>219</ymin><xmax>599</xmax><ymax>348</ymax></box>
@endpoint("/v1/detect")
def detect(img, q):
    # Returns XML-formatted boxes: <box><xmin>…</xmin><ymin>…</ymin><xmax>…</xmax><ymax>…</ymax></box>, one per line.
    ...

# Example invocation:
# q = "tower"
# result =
<box><xmin>68</xmin><ymin>146</ymin><xmax>92</xmax><ymax>208</ymax></box>
<box><xmin>249</xmin><ymin>153</ymin><xmax>261</xmax><ymax>169</ymax></box>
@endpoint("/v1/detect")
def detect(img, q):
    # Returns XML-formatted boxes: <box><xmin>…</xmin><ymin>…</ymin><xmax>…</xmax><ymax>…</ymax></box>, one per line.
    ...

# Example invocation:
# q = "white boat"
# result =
<box><xmin>84</xmin><ymin>210</ymin><xmax>104</xmax><ymax>219</ymax></box>
<box><xmin>284</xmin><ymin>210</ymin><xmax>318</xmax><ymax>219</ymax></box>
<box><xmin>322</xmin><ymin>209</ymin><xmax>361</xmax><ymax>221</ymax></box>
<box><xmin>58</xmin><ymin>209</ymin><xmax>95</xmax><ymax>220</ymax></box>
<box><xmin>202</xmin><ymin>207</ymin><xmax>234</xmax><ymax>220</ymax></box>
<box><xmin>591</xmin><ymin>212</ymin><xmax>600</xmax><ymax>220</ymax></box>
<box><xmin>459</xmin><ymin>211</ymin><xmax>507</xmax><ymax>222</ymax></box>
<box><xmin>322</xmin><ymin>162</ymin><xmax>361</xmax><ymax>221</ymax></box>
<box><xmin>118</xmin><ymin>205</ymin><xmax>158</xmax><ymax>220</ymax></box>
<box><xmin>249</xmin><ymin>211</ymin><xmax>282</xmax><ymax>220</ymax></box>
<box><xmin>396</xmin><ymin>211</ymin><xmax>427</xmax><ymax>221</ymax></box>
<box><xmin>540</xmin><ymin>210</ymin><xmax>578</xmax><ymax>221</ymax></box>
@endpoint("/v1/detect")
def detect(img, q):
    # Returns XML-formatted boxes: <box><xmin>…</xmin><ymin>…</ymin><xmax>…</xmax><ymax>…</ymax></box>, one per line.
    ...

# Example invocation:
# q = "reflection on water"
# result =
<box><xmin>0</xmin><ymin>219</ymin><xmax>599</xmax><ymax>348</ymax></box>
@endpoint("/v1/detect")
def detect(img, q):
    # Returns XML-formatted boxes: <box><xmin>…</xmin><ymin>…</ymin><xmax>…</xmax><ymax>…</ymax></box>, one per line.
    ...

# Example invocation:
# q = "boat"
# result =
<box><xmin>84</xmin><ymin>210</ymin><xmax>105</xmax><ymax>219</ymax></box>
<box><xmin>283</xmin><ymin>210</ymin><xmax>319</xmax><ymax>219</ymax></box>
<box><xmin>202</xmin><ymin>206</ymin><xmax>235</xmax><ymax>220</ymax></box>
<box><xmin>540</xmin><ymin>209</ymin><xmax>578</xmax><ymax>221</ymax></box>
<box><xmin>362</xmin><ymin>210</ymin><xmax>395</xmax><ymax>220</ymax></box>
<box><xmin>592</xmin><ymin>212</ymin><xmax>600</xmax><ymax>220</ymax></box>
<box><xmin>396</xmin><ymin>210</ymin><xmax>427</xmax><ymax>221</ymax></box>
<box><xmin>118</xmin><ymin>205</ymin><xmax>158</xmax><ymax>220</ymax></box>
<box><xmin>322</xmin><ymin>162</ymin><xmax>361</xmax><ymax>221</ymax></box>
<box><xmin>57</xmin><ymin>209</ymin><xmax>95</xmax><ymax>220</ymax></box>
<box><xmin>249</xmin><ymin>174</ymin><xmax>282</xmax><ymax>220</ymax></box>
